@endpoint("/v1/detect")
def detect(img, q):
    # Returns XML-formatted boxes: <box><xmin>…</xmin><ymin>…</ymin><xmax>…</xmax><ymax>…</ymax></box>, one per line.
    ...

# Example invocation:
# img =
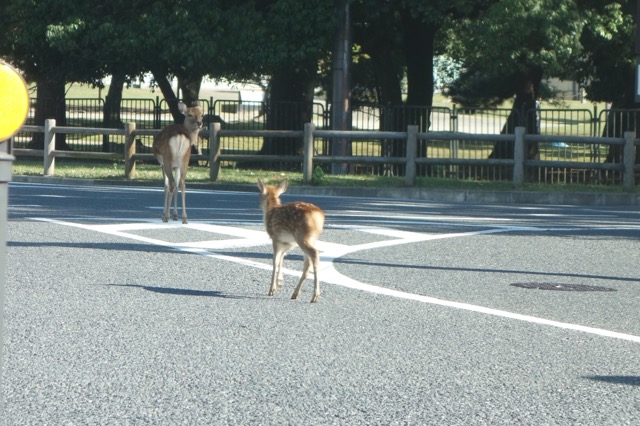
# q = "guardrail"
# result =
<box><xmin>13</xmin><ymin>119</ymin><xmax>639</xmax><ymax>190</ymax></box>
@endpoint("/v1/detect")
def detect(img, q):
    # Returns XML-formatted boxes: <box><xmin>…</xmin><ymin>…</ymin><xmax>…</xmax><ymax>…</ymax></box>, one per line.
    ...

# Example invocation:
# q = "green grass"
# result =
<box><xmin>12</xmin><ymin>158</ymin><xmax>629</xmax><ymax>193</ymax></box>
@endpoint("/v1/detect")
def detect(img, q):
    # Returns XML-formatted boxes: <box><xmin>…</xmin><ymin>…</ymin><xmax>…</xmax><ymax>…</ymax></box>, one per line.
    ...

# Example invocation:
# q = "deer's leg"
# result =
<box><xmin>270</xmin><ymin>241</ymin><xmax>293</xmax><ymax>296</ymax></box>
<box><xmin>162</xmin><ymin>167</ymin><xmax>173</xmax><ymax>222</ymax></box>
<box><xmin>179</xmin><ymin>158</ymin><xmax>189</xmax><ymax>224</ymax></box>
<box><xmin>291</xmin><ymin>256</ymin><xmax>310</xmax><ymax>300</ymax></box>
<box><xmin>298</xmin><ymin>236</ymin><xmax>320</xmax><ymax>303</ymax></box>
<box><xmin>309</xmin><ymin>249</ymin><xmax>321</xmax><ymax>303</ymax></box>
<box><xmin>293</xmin><ymin>239</ymin><xmax>320</xmax><ymax>302</ymax></box>
<box><xmin>277</xmin><ymin>253</ymin><xmax>285</xmax><ymax>288</ymax></box>
<box><xmin>269</xmin><ymin>244</ymin><xmax>284</xmax><ymax>297</ymax></box>
<box><xmin>171</xmin><ymin>168</ymin><xmax>179</xmax><ymax>221</ymax></box>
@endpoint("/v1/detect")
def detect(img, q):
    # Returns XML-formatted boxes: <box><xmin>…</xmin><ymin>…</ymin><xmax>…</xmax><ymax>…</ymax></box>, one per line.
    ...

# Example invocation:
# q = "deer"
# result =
<box><xmin>152</xmin><ymin>101</ymin><xmax>203</xmax><ymax>224</ymax></box>
<box><xmin>257</xmin><ymin>179</ymin><xmax>325</xmax><ymax>303</ymax></box>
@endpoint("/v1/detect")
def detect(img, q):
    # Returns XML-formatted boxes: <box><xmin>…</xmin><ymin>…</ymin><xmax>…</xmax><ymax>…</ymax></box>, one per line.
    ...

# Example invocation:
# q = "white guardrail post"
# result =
<box><xmin>513</xmin><ymin>127</ymin><xmax>526</xmax><ymax>189</ymax></box>
<box><xmin>209</xmin><ymin>122</ymin><xmax>221</xmax><ymax>181</ymax></box>
<box><xmin>405</xmin><ymin>125</ymin><xmax>418</xmax><ymax>186</ymax></box>
<box><xmin>303</xmin><ymin>122</ymin><xmax>315</xmax><ymax>183</ymax></box>
<box><xmin>124</xmin><ymin>122</ymin><xmax>136</xmax><ymax>179</ymax></box>
<box><xmin>43</xmin><ymin>119</ymin><xmax>56</xmax><ymax>176</ymax></box>
<box><xmin>623</xmin><ymin>131</ymin><xmax>636</xmax><ymax>192</ymax></box>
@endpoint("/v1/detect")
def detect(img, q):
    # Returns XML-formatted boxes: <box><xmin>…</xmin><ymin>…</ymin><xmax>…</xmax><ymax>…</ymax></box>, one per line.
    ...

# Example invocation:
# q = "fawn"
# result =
<box><xmin>152</xmin><ymin>101</ymin><xmax>203</xmax><ymax>224</ymax></box>
<box><xmin>257</xmin><ymin>179</ymin><xmax>325</xmax><ymax>303</ymax></box>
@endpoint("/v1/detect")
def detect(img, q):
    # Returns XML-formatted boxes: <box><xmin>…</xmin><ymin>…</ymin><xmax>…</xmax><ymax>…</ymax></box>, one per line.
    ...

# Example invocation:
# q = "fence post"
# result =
<box><xmin>303</xmin><ymin>122</ymin><xmax>315</xmax><ymax>183</ymax></box>
<box><xmin>43</xmin><ymin>119</ymin><xmax>56</xmax><ymax>176</ymax></box>
<box><xmin>153</xmin><ymin>96</ymin><xmax>162</xmax><ymax>129</ymax></box>
<box><xmin>405</xmin><ymin>125</ymin><xmax>418</xmax><ymax>186</ymax></box>
<box><xmin>513</xmin><ymin>127</ymin><xmax>526</xmax><ymax>189</ymax></box>
<box><xmin>209</xmin><ymin>122</ymin><xmax>221</xmax><ymax>181</ymax></box>
<box><xmin>124</xmin><ymin>122</ymin><xmax>136</xmax><ymax>179</ymax></box>
<box><xmin>623</xmin><ymin>131</ymin><xmax>635</xmax><ymax>191</ymax></box>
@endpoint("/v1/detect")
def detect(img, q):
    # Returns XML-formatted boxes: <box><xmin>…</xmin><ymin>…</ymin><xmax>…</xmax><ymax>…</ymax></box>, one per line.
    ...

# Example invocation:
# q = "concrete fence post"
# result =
<box><xmin>623</xmin><ymin>131</ymin><xmax>636</xmax><ymax>191</ymax></box>
<box><xmin>124</xmin><ymin>122</ymin><xmax>136</xmax><ymax>179</ymax></box>
<box><xmin>43</xmin><ymin>119</ymin><xmax>56</xmax><ymax>176</ymax></box>
<box><xmin>303</xmin><ymin>122</ymin><xmax>315</xmax><ymax>183</ymax></box>
<box><xmin>405</xmin><ymin>125</ymin><xmax>418</xmax><ymax>186</ymax></box>
<box><xmin>209</xmin><ymin>122</ymin><xmax>221</xmax><ymax>181</ymax></box>
<box><xmin>513</xmin><ymin>127</ymin><xmax>526</xmax><ymax>189</ymax></box>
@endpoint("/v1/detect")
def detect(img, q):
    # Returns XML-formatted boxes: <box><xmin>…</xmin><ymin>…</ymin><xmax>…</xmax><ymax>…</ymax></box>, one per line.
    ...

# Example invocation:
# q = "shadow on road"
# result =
<box><xmin>105</xmin><ymin>283</ymin><xmax>261</xmax><ymax>299</ymax></box>
<box><xmin>585</xmin><ymin>376</ymin><xmax>640</xmax><ymax>386</ymax></box>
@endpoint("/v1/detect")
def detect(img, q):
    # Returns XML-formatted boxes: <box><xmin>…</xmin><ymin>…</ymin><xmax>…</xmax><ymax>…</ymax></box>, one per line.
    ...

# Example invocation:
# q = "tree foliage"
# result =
<box><xmin>445</xmin><ymin>0</ymin><xmax>583</xmax><ymax>162</ymax></box>
<box><xmin>574</xmin><ymin>1</ymin><xmax>637</xmax><ymax>106</ymax></box>
<box><xmin>1</xmin><ymin>0</ymin><xmax>639</xmax><ymax>165</ymax></box>
<box><xmin>447</xmin><ymin>0</ymin><xmax>583</xmax><ymax>107</ymax></box>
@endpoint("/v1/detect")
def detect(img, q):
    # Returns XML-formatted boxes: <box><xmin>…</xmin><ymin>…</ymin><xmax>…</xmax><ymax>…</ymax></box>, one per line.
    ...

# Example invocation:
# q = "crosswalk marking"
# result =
<box><xmin>31</xmin><ymin>216</ymin><xmax>640</xmax><ymax>344</ymax></box>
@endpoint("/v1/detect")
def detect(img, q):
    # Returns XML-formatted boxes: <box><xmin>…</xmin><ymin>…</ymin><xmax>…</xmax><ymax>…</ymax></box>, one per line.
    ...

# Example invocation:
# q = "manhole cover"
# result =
<box><xmin>511</xmin><ymin>282</ymin><xmax>617</xmax><ymax>292</ymax></box>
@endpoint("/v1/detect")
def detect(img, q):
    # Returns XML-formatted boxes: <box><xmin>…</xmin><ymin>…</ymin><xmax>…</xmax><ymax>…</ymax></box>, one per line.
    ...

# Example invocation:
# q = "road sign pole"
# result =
<box><xmin>0</xmin><ymin>61</ymin><xmax>28</xmax><ymax>411</ymax></box>
<box><xmin>0</xmin><ymin>146</ymin><xmax>13</xmax><ymax>404</ymax></box>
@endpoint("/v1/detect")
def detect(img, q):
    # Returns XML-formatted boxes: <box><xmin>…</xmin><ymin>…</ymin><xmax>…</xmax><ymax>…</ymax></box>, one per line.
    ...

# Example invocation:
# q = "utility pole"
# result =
<box><xmin>331</xmin><ymin>0</ymin><xmax>351</xmax><ymax>175</ymax></box>
<box><xmin>635</xmin><ymin>0</ymin><xmax>640</xmax><ymax>102</ymax></box>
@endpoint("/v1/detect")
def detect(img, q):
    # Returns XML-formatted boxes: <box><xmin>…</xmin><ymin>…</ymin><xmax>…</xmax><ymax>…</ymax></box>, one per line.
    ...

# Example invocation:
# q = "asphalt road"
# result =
<box><xmin>3</xmin><ymin>181</ymin><xmax>640</xmax><ymax>425</ymax></box>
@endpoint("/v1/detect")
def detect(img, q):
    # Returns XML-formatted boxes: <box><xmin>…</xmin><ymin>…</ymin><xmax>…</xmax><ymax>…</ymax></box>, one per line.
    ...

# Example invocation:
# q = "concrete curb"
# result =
<box><xmin>10</xmin><ymin>175</ymin><xmax>640</xmax><ymax>206</ymax></box>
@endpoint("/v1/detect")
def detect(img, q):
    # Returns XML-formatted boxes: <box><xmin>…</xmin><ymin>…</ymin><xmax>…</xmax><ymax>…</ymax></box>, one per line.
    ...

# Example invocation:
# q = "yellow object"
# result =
<box><xmin>0</xmin><ymin>62</ymin><xmax>29</xmax><ymax>141</ymax></box>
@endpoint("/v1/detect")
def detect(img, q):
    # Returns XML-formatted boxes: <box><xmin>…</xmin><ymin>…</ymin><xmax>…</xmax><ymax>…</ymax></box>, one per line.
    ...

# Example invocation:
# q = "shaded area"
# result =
<box><xmin>105</xmin><ymin>283</ymin><xmax>257</xmax><ymax>300</ymax></box>
<box><xmin>510</xmin><ymin>282</ymin><xmax>617</xmax><ymax>292</ymax></box>
<box><xmin>334</xmin><ymin>257</ymin><xmax>639</xmax><ymax>284</ymax></box>
<box><xmin>586</xmin><ymin>376</ymin><xmax>640</xmax><ymax>387</ymax></box>
<box><xmin>8</xmin><ymin>241</ymin><xmax>188</xmax><ymax>254</ymax></box>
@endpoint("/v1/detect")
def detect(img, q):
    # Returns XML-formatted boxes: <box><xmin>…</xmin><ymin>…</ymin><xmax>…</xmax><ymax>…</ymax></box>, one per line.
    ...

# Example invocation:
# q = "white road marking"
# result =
<box><xmin>32</xmin><ymin>217</ymin><xmax>640</xmax><ymax>344</ymax></box>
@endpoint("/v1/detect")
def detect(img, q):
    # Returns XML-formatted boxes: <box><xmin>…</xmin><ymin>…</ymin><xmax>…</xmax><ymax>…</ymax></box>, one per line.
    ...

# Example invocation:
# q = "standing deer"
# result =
<box><xmin>257</xmin><ymin>179</ymin><xmax>325</xmax><ymax>303</ymax></box>
<box><xmin>152</xmin><ymin>101</ymin><xmax>203</xmax><ymax>224</ymax></box>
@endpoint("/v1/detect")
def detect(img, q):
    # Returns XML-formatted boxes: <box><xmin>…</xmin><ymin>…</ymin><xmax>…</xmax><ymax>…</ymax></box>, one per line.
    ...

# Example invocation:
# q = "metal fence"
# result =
<box><xmin>13</xmin><ymin>120</ymin><xmax>639</xmax><ymax>193</ymax></box>
<box><xmin>11</xmin><ymin>97</ymin><xmax>640</xmax><ymax>185</ymax></box>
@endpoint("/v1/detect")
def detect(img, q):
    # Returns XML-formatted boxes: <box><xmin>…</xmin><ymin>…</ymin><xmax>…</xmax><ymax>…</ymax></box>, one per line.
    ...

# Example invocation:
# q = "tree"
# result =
<box><xmin>350</xmin><ymin>0</ymin><xmax>479</xmax><ymax>175</ymax></box>
<box><xmin>573</xmin><ymin>1</ymin><xmax>639</xmax><ymax>164</ymax></box>
<box><xmin>448</xmin><ymin>0</ymin><xmax>583</xmax><ymax>161</ymax></box>
<box><xmin>0</xmin><ymin>0</ymin><xmax>108</xmax><ymax>149</ymax></box>
<box><xmin>234</xmin><ymin>0</ymin><xmax>337</xmax><ymax>167</ymax></box>
<box><xmin>0</xmin><ymin>1</ymin><xmax>156</xmax><ymax>149</ymax></box>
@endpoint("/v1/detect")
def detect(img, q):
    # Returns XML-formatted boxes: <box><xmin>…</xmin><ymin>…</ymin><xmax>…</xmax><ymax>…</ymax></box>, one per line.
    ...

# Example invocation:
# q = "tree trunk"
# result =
<box><xmin>402</xmin><ymin>11</ymin><xmax>436</xmax><ymax>116</ymax></box>
<box><xmin>489</xmin><ymin>66</ymin><xmax>543</xmax><ymax>160</ymax></box>
<box><xmin>178</xmin><ymin>76</ymin><xmax>202</xmax><ymax>107</ymax></box>
<box><xmin>356</xmin><ymin>12</ymin><xmax>402</xmax><ymax>175</ymax></box>
<box><xmin>396</xmin><ymin>11</ymin><xmax>438</xmax><ymax>176</ymax></box>
<box><xmin>603</xmin><ymin>70</ymin><xmax>640</xmax><ymax>165</ymax></box>
<box><xmin>28</xmin><ymin>76</ymin><xmax>71</xmax><ymax>150</ymax></box>
<box><xmin>151</xmin><ymin>70</ymin><xmax>182</xmax><ymax>123</ymax></box>
<box><xmin>252</xmin><ymin>64</ymin><xmax>316</xmax><ymax>170</ymax></box>
<box><xmin>102</xmin><ymin>72</ymin><xmax>125</xmax><ymax>152</ymax></box>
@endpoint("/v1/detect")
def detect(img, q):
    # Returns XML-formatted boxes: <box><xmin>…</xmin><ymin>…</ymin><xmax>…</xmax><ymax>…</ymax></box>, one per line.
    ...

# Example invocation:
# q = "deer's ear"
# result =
<box><xmin>257</xmin><ymin>179</ymin><xmax>266</xmax><ymax>194</ymax></box>
<box><xmin>276</xmin><ymin>179</ymin><xmax>288</xmax><ymax>195</ymax></box>
<box><xmin>178</xmin><ymin>102</ymin><xmax>187</xmax><ymax>115</ymax></box>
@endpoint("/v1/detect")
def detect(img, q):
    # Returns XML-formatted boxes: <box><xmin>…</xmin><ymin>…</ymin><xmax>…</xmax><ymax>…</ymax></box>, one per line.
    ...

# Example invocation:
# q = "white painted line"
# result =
<box><xmin>319</xmin><ymin>262</ymin><xmax>640</xmax><ymax>344</ymax></box>
<box><xmin>175</xmin><ymin>238</ymin><xmax>270</xmax><ymax>250</ymax></box>
<box><xmin>32</xmin><ymin>217</ymin><xmax>640</xmax><ymax>344</ymax></box>
<box><xmin>147</xmin><ymin>207</ymin><xmax>252</xmax><ymax>211</ymax></box>
<box><xmin>336</xmin><ymin>211</ymin><xmax>515</xmax><ymax>222</ymax></box>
